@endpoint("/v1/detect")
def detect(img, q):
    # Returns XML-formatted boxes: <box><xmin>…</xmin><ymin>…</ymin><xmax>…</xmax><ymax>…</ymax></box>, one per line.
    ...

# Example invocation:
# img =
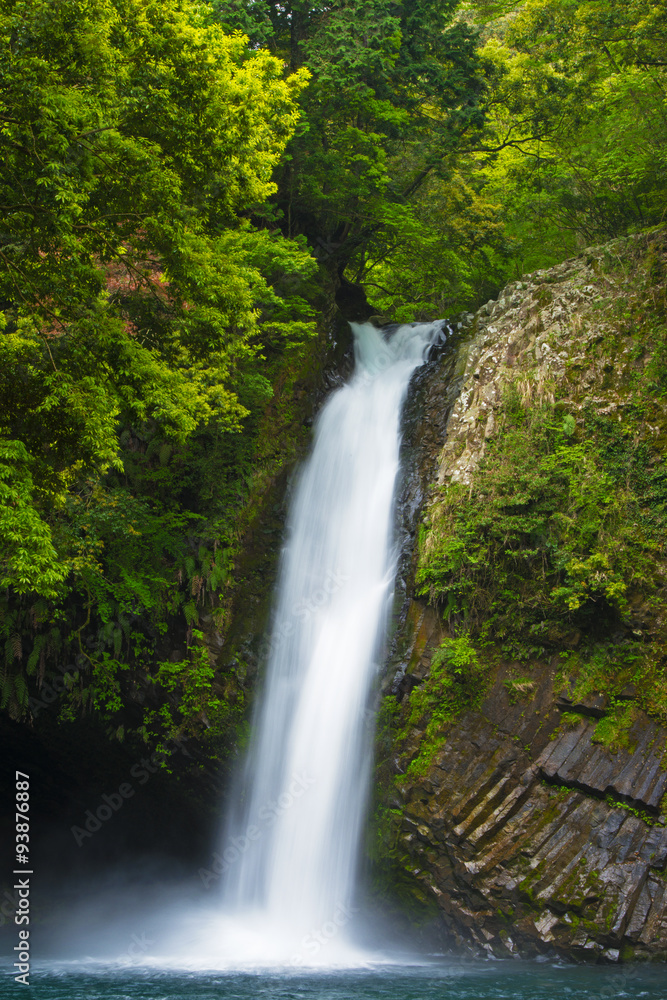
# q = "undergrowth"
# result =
<box><xmin>396</xmin><ymin>233</ymin><xmax>667</xmax><ymax>771</ymax></box>
<box><xmin>397</xmin><ymin>633</ymin><xmax>487</xmax><ymax>777</ymax></box>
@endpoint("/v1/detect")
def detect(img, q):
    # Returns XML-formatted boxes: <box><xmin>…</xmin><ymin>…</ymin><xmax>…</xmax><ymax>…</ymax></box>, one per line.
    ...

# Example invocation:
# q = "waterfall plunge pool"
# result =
<box><xmin>8</xmin><ymin>959</ymin><xmax>665</xmax><ymax>999</ymax></box>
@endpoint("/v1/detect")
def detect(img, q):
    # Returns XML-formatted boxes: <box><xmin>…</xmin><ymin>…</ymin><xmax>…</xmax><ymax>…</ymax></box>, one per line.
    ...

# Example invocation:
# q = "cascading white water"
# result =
<box><xmin>198</xmin><ymin>320</ymin><xmax>444</xmax><ymax>967</ymax></box>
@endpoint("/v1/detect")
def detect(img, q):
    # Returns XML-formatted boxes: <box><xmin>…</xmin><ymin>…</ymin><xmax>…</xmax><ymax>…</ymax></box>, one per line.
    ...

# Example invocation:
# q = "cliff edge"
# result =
<box><xmin>376</xmin><ymin>228</ymin><xmax>667</xmax><ymax>962</ymax></box>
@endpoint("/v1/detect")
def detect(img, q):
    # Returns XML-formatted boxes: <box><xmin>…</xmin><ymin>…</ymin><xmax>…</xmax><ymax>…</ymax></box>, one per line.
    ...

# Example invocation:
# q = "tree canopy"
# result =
<box><xmin>1</xmin><ymin>0</ymin><xmax>666</xmax><ymax>748</ymax></box>
<box><xmin>0</xmin><ymin>0</ymin><xmax>315</xmax><ymax>729</ymax></box>
<box><xmin>211</xmin><ymin>0</ymin><xmax>487</xmax><ymax>267</ymax></box>
<box><xmin>472</xmin><ymin>0</ymin><xmax>667</xmax><ymax>269</ymax></box>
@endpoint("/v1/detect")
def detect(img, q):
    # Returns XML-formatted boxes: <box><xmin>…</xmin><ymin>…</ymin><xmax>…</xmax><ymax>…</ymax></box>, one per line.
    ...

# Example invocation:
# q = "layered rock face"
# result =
<box><xmin>395</xmin><ymin>606</ymin><xmax>667</xmax><ymax>961</ymax></box>
<box><xmin>379</xmin><ymin>230</ymin><xmax>667</xmax><ymax>962</ymax></box>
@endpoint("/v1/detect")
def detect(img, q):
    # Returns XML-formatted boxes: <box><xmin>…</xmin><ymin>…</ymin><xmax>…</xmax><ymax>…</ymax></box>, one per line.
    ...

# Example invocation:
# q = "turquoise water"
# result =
<box><xmin>6</xmin><ymin>961</ymin><xmax>665</xmax><ymax>999</ymax></box>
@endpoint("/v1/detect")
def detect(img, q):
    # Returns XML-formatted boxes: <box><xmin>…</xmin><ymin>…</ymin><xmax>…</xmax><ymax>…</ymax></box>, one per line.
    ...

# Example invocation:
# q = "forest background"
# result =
<box><xmin>1</xmin><ymin>0</ymin><xmax>666</xmax><ymax>773</ymax></box>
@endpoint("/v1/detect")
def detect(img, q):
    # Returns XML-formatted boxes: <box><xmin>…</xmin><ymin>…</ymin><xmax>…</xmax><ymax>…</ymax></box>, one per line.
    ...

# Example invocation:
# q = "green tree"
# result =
<box><xmin>0</xmin><ymin>0</ymin><xmax>316</xmax><ymax>725</ymax></box>
<box><xmin>469</xmin><ymin>0</ymin><xmax>667</xmax><ymax>270</ymax></box>
<box><xmin>210</xmin><ymin>0</ymin><xmax>487</xmax><ymax>285</ymax></box>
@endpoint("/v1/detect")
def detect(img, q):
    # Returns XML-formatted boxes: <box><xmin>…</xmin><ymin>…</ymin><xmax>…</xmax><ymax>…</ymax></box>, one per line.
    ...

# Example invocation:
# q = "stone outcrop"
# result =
<box><xmin>393</xmin><ymin>627</ymin><xmax>667</xmax><ymax>961</ymax></box>
<box><xmin>435</xmin><ymin>235</ymin><xmax>667</xmax><ymax>489</ymax></box>
<box><xmin>538</xmin><ymin>717</ymin><xmax>667</xmax><ymax>812</ymax></box>
<box><xmin>380</xmin><ymin>230</ymin><xmax>667</xmax><ymax>962</ymax></box>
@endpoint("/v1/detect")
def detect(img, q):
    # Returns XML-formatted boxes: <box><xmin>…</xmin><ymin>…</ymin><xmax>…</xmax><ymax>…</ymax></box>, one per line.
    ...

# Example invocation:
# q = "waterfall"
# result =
<box><xmin>211</xmin><ymin>320</ymin><xmax>444</xmax><ymax>966</ymax></box>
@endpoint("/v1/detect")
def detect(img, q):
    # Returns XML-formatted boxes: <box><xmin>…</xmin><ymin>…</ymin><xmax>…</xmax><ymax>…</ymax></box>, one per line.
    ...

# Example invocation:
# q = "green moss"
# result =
<box><xmin>392</xmin><ymin>632</ymin><xmax>490</xmax><ymax>777</ymax></box>
<box><xmin>518</xmin><ymin>858</ymin><xmax>547</xmax><ymax>902</ymax></box>
<box><xmin>370</xmin><ymin>859</ymin><xmax>441</xmax><ymax>924</ymax></box>
<box><xmin>504</xmin><ymin>675</ymin><xmax>537</xmax><ymax>704</ymax></box>
<box><xmin>558</xmin><ymin>712</ymin><xmax>585</xmax><ymax>731</ymax></box>
<box><xmin>415</xmin><ymin>238</ymin><xmax>667</xmax><ymax>731</ymax></box>
<box><xmin>592</xmin><ymin>707</ymin><xmax>636</xmax><ymax>752</ymax></box>
<box><xmin>604</xmin><ymin>792</ymin><xmax>665</xmax><ymax>827</ymax></box>
<box><xmin>538</xmin><ymin>794</ymin><xmax>566</xmax><ymax>828</ymax></box>
<box><xmin>365</xmin><ymin>801</ymin><xmax>442</xmax><ymax>925</ymax></box>
<box><xmin>621</xmin><ymin>942</ymin><xmax>636</xmax><ymax>962</ymax></box>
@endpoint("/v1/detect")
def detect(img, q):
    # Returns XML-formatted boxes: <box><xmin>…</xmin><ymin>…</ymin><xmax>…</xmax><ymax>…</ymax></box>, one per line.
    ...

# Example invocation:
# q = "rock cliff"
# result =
<box><xmin>376</xmin><ymin>228</ymin><xmax>667</xmax><ymax>962</ymax></box>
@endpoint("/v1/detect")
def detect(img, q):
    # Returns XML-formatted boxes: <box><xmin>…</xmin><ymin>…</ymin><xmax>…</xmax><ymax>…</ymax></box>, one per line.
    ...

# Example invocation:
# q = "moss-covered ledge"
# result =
<box><xmin>371</xmin><ymin>227</ymin><xmax>667</xmax><ymax>962</ymax></box>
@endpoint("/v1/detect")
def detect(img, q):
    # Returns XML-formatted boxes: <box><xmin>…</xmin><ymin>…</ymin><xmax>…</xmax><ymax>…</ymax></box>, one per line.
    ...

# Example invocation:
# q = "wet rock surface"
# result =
<box><xmin>393</xmin><ymin>635</ymin><xmax>667</xmax><ymax>961</ymax></box>
<box><xmin>390</xmin><ymin>320</ymin><xmax>471</xmax><ymax>659</ymax></box>
<box><xmin>538</xmin><ymin>718</ymin><xmax>667</xmax><ymax>812</ymax></box>
<box><xmin>435</xmin><ymin>234</ymin><xmax>667</xmax><ymax>490</ymax></box>
<box><xmin>381</xmin><ymin>233</ymin><xmax>667</xmax><ymax>962</ymax></box>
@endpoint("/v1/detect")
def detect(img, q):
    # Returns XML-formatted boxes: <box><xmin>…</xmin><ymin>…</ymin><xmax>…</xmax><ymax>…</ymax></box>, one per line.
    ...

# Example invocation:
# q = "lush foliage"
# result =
<box><xmin>415</xmin><ymin>242</ymin><xmax>667</xmax><ymax>748</ymax></box>
<box><xmin>473</xmin><ymin>0</ymin><xmax>667</xmax><ymax>274</ymax></box>
<box><xmin>417</xmin><ymin>404</ymin><xmax>663</xmax><ymax>636</ymax></box>
<box><xmin>0</xmin><ymin>0</ymin><xmax>318</xmax><ymax>743</ymax></box>
<box><xmin>350</xmin><ymin>0</ymin><xmax>667</xmax><ymax>314</ymax></box>
<box><xmin>211</xmin><ymin>0</ymin><xmax>500</xmax><ymax>316</ymax></box>
<box><xmin>3</xmin><ymin>0</ymin><xmax>667</xmax><ymax>759</ymax></box>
